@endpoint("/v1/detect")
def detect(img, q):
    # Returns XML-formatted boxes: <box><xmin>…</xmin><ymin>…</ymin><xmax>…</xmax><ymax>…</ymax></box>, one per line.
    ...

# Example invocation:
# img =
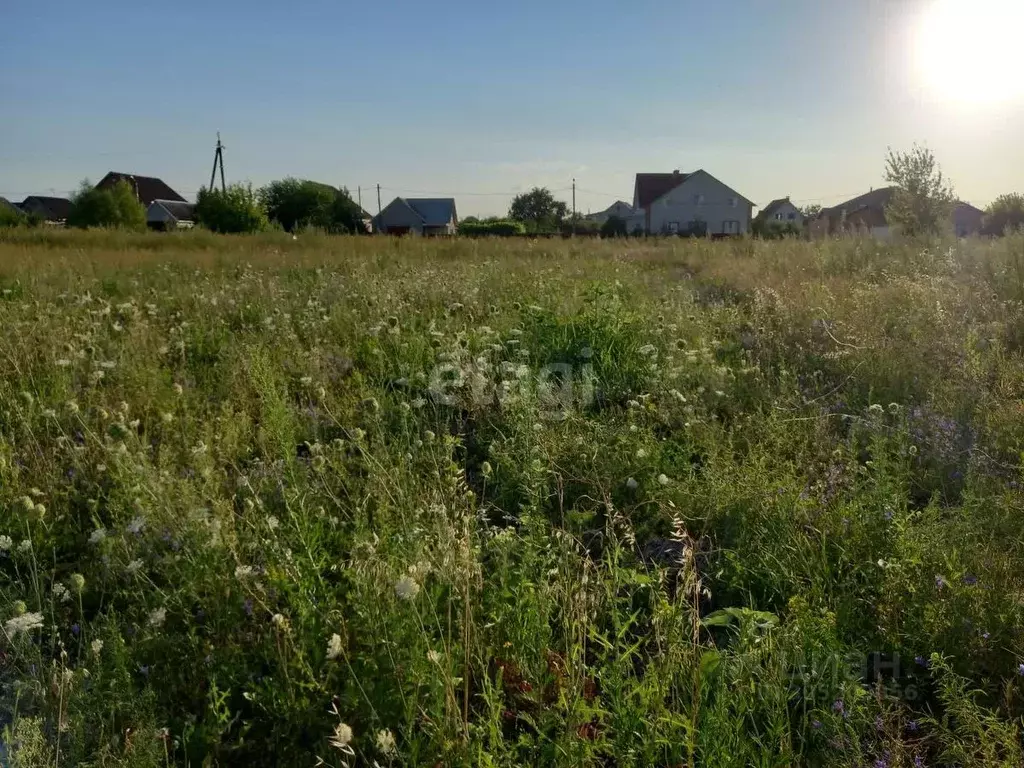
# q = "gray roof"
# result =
<box><xmin>822</xmin><ymin>187</ymin><xmax>897</xmax><ymax>217</ymax></box>
<box><xmin>757</xmin><ymin>197</ymin><xmax>795</xmax><ymax>220</ymax></box>
<box><xmin>405</xmin><ymin>198</ymin><xmax>457</xmax><ymax>227</ymax></box>
<box><xmin>150</xmin><ymin>199</ymin><xmax>195</xmax><ymax>221</ymax></box>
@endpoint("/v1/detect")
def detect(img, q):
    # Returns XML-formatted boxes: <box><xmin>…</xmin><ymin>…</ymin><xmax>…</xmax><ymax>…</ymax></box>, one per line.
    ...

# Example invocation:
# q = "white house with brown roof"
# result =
<box><xmin>632</xmin><ymin>170</ymin><xmax>753</xmax><ymax>235</ymax></box>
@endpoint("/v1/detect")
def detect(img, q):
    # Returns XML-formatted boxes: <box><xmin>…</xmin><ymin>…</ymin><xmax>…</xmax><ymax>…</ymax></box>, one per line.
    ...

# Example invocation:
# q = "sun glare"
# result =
<box><xmin>914</xmin><ymin>0</ymin><xmax>1024</xmax><ymax>106</ymax></box>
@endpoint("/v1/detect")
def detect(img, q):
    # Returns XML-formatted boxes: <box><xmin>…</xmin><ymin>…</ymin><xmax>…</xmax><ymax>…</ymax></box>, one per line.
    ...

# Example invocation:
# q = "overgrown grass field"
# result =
<box><xmin>2</xmin><ymin>229</ymin><xmax>1024</xmax><ymax>767</ymax></box>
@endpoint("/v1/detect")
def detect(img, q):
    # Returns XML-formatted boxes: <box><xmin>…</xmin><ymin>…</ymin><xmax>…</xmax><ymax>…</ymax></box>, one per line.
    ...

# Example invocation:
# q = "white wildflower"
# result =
<box><xmin>326</xmin><ymin>633</ymin><xmax>343</xmax><ymax>660</ymax></box>
<box><xmin>394</xmin><ymin>575</ymin><xmax>420</xmax><ymax>601</ymax></box>
<box><xmin>639</xmin><ymin>344</ymin><xmax>657</xmax><ymax>356</ymax></box>
<box><xmin>658</xmin><ymin>473</ymin><xmax>670</xmax><ymax>486</ymax></box>
<box><xmin>17</xmin><ymin>539</ymin><xmax>31</xmax><ymax>554</ymax></box>
<box><xmin>329</xmin><ymin>722</ymin><xmax>354</xmax><ymax>750</ymax></box>
<box><xmin>148</xmin><ymin>607</ymin><xmax>167</xmax><ymax>628</ymax></box>
<box><xmin>125</xmin><ymin>559</ymin><xmax>144</xmax><ymax>575</ymax></box>
<box><xmin>126</xmin><ymin>516</ymin><xmax>145</xmax><ymax>534</ymax></box>
<box><xmin>56</xmin><ymin>358</ymin><xmax>72</xmax><ymax>367</ymax></box>
<box><xmin>4</xmin><ymin>611</ymin><xmax>44</xmax><ymax>638</ymax></box>
<box><xmin>427</xmin><ymin>649</ymin><xmax>442</xmax><ymax>664</ymax></box>
<box><xmin>266</xmin><ymin>515</ymin><xmax>279</xmax><ymax>531</ymax></box>
<box><xmin>88</xmin><ymin>528</ymin><xmax>107</xmax><ymax>544</ymax></box>
<box><xmin>234</xmin><ymin>565</ymin><xmax>255</xmax><ymax>579</ymax></box>
<box><xmin>271</xmin><ymin>613</ymin><xmax>286</xmax><ymax>627</ymax></box>
<box><xmin>376</xmin><ymin>728</ymin><xmax>397</xmax><ymax>756</ymax></box>
<box><xmin>626</xmin><ymin>477</ymin><xmax>639</xmax><ymax>490</ymax></box>
<box><xmin>53</xmin><ymin>583</ymin><xmax>71</xmax><ymax>603</ymax></box>
<box><xmin>91</xmin><ymin>638</ymin><xmax>104</xmax><ymax>655</ymax></box>
<box><xmin>0</xmin><ymin>535</ymin><xmax>11</xmax><ymax>552</ymax></box>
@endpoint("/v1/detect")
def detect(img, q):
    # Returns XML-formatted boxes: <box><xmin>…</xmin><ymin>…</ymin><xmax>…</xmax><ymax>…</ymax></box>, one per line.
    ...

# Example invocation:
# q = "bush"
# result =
<box><xmin>67</xmin><ymin>180</ymin><xmax>146</xmax><ymax>231</ymax></box>
<box><xmin>560</xmin><ymin>217</ymin><xmax>601</xmax><ymax>237</ymax></box>
<box><xmin>195</xmin><ymin>184</ymin><xmax>269</xmax><ymax>234</ymax></box>
<box><xmin>600</xmin><ymin>215</ymin><xmax>629</xmax><ymax>238</ymax></box>
<box><xmin>459</xmin><ymin>219</ymin><xmax>526</xmax><ymax>237</ymax></box>
<box><xmin>261</xmin><ymin>179</ymin><xmax>366</xmax><ymax>234</ymax></box>
<box><xmin>0</xmin><ymin>202</ymin><xmax>26</xmax><ymax>228</ymax></box>
<box><xmin>752</xmin><ymin>219</ymin><xmax>802</xmax><ymax>239</ymax></box>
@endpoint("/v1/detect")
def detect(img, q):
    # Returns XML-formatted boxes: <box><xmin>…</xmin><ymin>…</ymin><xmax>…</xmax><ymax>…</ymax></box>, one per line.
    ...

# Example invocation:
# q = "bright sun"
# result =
<box><xmin>914</xmin><ymin>0</ymin><xmax>1024</xmax><ymax>105</ymax></box>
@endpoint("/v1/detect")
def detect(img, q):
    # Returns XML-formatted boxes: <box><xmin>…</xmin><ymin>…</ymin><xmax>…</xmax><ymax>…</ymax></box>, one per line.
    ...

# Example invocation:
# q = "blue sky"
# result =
<box><xmin>2</xmin><ymin>0</ymin><xmax>1022</xmax><ymax>216</ymax></box>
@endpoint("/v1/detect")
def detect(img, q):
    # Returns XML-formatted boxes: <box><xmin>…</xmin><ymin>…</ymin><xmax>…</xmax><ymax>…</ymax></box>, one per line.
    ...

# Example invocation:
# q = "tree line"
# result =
<box><xmin>3</xmin><ymin>152</ymin><xmax>1024</xmax><ymax>236</ymax></box>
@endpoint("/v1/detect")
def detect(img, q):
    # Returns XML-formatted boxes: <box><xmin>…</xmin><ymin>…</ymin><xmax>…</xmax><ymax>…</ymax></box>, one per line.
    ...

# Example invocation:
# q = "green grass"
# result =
<box><xmin>2</xmin><ymin>228</ymin><xmax>1024</xmax><ymax>767</ymax></box>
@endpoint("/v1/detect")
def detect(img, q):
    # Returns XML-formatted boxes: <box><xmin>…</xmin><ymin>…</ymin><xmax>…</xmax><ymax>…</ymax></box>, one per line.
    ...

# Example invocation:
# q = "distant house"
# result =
<box><xmin>94</xmin><ymin>172</ymin><xmax>186</xmax><ymax>206</ymax></box>
<box><xmin>952</xmin><ymin>201</ymin><xmax>984</xmax><ymax>237</ymax></box>
<box><xmin>373</xmin><ymin>197</ymin><xmax>458</xmax><ymax>236</ymax></box>
<box><xmin>755</xmin><ymin>197</ymin><xmax>803</xmax><ymax>228</ymax></box>
<box><xmin>147</xmin><ymin>199</ymin><xmax>195</xmax><ymax>230</ymax></box>
<box><xmin>809</xmin><ymin>187</ymin><xmax>898</xmax><ymax>239</ymax></box>
<box><xmin>810</xmin><ymin>187</ymin><xmax>984</xmax><ymax>239</ymax></box>
<box><xmin>632</xmin><ymin>170</ymin><xmax>753</xmax><ymax>235</ymax></box>
<box><xmin>19</xmin><ymin>195</ymin><xmax>73</xmax><ymax>224</ymax></box>
<box><xmin>584</xmin><ymin>200</ymin><xmax>635</xmax><ymax>225</ymax></box>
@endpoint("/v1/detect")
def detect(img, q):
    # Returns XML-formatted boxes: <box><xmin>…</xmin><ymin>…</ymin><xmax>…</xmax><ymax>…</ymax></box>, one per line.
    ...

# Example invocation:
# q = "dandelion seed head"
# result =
<box><xmin>394</xmin><ymin>575</ymin><xmax>420</xmax><ymax>601</ymax></box>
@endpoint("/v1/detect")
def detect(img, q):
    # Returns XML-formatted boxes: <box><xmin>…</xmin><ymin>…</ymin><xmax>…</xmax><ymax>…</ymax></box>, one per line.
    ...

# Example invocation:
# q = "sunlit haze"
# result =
<box><xmin>2</xmin><ymin>0</ymin><xmax>1023</xmax><ymax>216</ymax></box>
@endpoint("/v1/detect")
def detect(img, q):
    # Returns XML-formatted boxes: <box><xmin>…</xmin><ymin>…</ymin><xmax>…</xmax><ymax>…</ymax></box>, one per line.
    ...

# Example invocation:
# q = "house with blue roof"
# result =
<box><xmin>374</xmin><ymin>197</ymin><xmax>458</xmax><ymax>236</ymax></box>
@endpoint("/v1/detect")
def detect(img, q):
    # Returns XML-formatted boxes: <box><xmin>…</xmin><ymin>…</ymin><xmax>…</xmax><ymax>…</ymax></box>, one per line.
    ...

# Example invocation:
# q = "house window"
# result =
<box><xmin>787</xmin><ymin>212</ymin><xmax>796</xmax><ymax>220</ymax></box>
<box><xmin>667</xmin><ymin>221</ymin><xmax>680</xmax><ymax>233</ymax></box>
<box><xmin>694</xmin><ymin>194</ymin><xmax>705</xmax><ymax>205</ymax></box>
<box><xmin>729</xmin><ymin>197</ymin><xmax>737</xmax><ymax>208</ymax></box>
<box><xmin>774</xmin><ymin>213</ymin><xmax>783</xmax><ymax>221</ymax></box>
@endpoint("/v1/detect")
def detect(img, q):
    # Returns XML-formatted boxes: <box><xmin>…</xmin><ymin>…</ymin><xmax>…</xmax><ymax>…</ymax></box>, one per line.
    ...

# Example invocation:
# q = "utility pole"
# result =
<box><xmin>358</xmin><ymin>186</ymin><xmax>362</xmax><ymax>211</ymax></box>
<box><xmin>572</xmin><ymin>178</ymin><xmax>576</xmax><ymax>236</ymax></box>
<box><xmin>377</xmin><ymin>184</ymin><xmax>383</xmax><ymax>233</ymax></box>
<box><xmin>209</xmin><ymin>133</ymin><xmax>226</xmax><ymax>193</ymax></box>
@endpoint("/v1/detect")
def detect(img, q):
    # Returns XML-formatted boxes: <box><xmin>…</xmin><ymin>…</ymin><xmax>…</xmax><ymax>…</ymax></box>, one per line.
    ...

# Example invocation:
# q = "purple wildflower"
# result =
<box><xmin>138</xmin><ymin>665</ymin><xmax>149</xmax><ymax>677</ymax></box>
<box><xmin>1017</xmin><ymin>663</ymin><xmax>1024</xmax><ymax>676</ymax></box>
<box><xmin>934</xmin><ymin>575</ymin><xmax>948</xmax><ymax>590</ymax></box>
<box><xmin>883</xmin><ymin>509</ymin><xmax>894</xmax><ymax>521</ymax></box>
<box><xmin>875</xmin><ymin>715</ymin><xmax>884</xmax><ymax>731</ymax></box>
<box><xmin>243</xmin><ymin>598</ymin><xmax>254</xmax><ymax>617</ymax></box>
<box><xmin>914</xmin><ymin>756</ymin><xmax>924</xmax><ymax>768</ymax></box>
<box><xmin>982</xmin><ymin>631</ymin><xmax>990</xmax><ymax>640</ymax></box>
<box><xmin>915</xmin><ymin>655</ymin><xmax>929</xmax><ymax>668</ymax></box>
<box><xmin>811</xmin><ymin>720</ymin><xmax>822</xmax><ymax>730</ymax></box>
<box><xmin>832</xmin><ymin>699</ymin><xmax>847</xmax><ymax>718</ymax></box>
<box><xmin>907</xmin><ymin>720</ymin><xmax>919</xmax><ymax>732</ymax></box>
<box><xmin>962</xmin><ymin>574</ymin><xmax>978</xmax><ymax>586</ymax></box>
<box><xmin>71</xmin><ymin>623</ymin><xmax>80</xmax><ymax>636</ymax></box>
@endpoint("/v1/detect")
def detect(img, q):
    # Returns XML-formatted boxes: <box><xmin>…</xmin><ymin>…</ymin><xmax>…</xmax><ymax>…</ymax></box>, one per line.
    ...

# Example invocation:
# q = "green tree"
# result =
<box><xmin>260</xmin><ymin>179</ymin><xmax>366</xmax><ymax>234</ymax></box>
<box><xmin>195</xmin><ymin>184</ymin><xmax>268</xmax><ymax>234</ymax></box>
<box><xmin>982</xmin><ymin>193</ymin><xmax>1024</xmax><ymax>236</ymax></box>
<box><xmin>0</xmin><ymin>201</ymin><xmax>26</xmax><ymax>228</ymax></box>
<box><xmin>508</xmin><ymin>187</ymin><xmax>569</xmax><ymax>233</ymax></box>
<box><xmin>884</xmin><ymin>144</ymin><xmax>955</xmax><ymax>237</ymax></box>
<box><xmin>67</xmin><ymin>179</ymin><xmax>146</xmax><ymax>230</ymax></box>
<box><xmin>801</xmin><ymin>204</ymin><xmax>822</xmax><ymax>219</ymax></box>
